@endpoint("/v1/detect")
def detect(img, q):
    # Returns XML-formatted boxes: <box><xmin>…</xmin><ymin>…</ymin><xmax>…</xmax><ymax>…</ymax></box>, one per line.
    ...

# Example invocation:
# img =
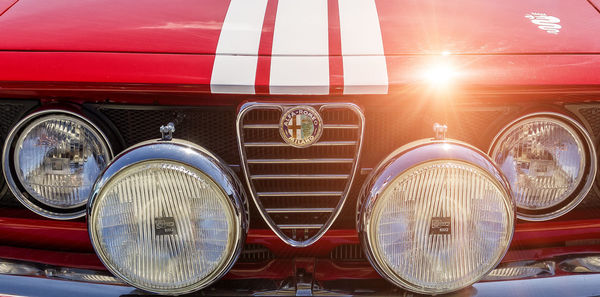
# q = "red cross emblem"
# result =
<box><xmin>287</xmin><ymin>115</ymin><xmax>302</xmax><ymax>139</ymax></box>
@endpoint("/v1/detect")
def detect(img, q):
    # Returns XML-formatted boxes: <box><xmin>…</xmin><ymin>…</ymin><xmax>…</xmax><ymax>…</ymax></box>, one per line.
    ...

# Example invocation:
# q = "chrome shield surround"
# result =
<box><xmin>2</xmin><ymin>108</ymin><xmax>114</xmax><ymax>220</ymax></box>
<box><xmin>488</xmin><ymin>112</ymin><xmax>597</xmax><ymax>221</ymax></box>
<box><xmin>87</xmin><ymin>139</ymin><xmax>248</xmax><ymax>295</ymax></box>
<box><xmin>236</xmin><ymin>102</ymin><xmax>364</xmax><ymax>247</ymax></box>
<box><xmin>357</xmin><ymin>139</ymin><xmax>515</xmax><ymax>295</ymax></box>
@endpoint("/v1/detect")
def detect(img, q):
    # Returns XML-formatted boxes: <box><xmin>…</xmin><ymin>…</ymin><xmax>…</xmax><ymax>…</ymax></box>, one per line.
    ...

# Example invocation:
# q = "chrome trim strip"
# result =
<box><xmin>560</xmin><ymin>256</ymin><xmax>600</xmax><ymax>273</ymax></box>
<box><xmin>247</xmin><ymin>158</ymin><xmax>354</xmax><ymax>164</ymax></box>
<box><xmin>243</xmin><ymin>124</ymin><xmax>278</xmax><ymax>129</ymax></box>
<box><xmin>244</xmin><ymin>140</ymin><xmax>356</xmax><ymax>147</ymax></box>
<box><xmin>324</xmin><ymin>124</ymin><xmax>360</xmax><ymax>129</ymax></box>
<box><xmin>488</xmin><ymin>111</ymin><xmax>598</xmax><ymax>221</ymax></box>
<box><xmin>257</xmin><ymin>191</ymin><xmax>343</xmax><ymax>197</ymax></box>
<box><xmin>483</xmin><ymin>260</ymin><xmax>555</xmax><ymax>281</ymax></box>
<box><xmin>1</xmin><ymin>108</ymin><xmax>114</xmax><ymax>220</ymax></box>
<box><xmin>251</xmin><ymin>174</ymin><xmax>349</xmax><ymax>180</ymax></box>
<box><xmin>266</xmin><ymin>208</ymin><xmax>334</xmax><ymax>213</ymax></box>
<box><xmin>237</xmin><ymin>102</ymin><xmax>365</xmax><ymax>247</ymax></box>
<box><xmin>278</xmin><ymin>224</ymin><xmax>324</xmax><ymax>229</ymax></box>
<box><xmin>244</xmin><ymin>124</ymin><xmax>359</xmax><ymax>129</ymax></box>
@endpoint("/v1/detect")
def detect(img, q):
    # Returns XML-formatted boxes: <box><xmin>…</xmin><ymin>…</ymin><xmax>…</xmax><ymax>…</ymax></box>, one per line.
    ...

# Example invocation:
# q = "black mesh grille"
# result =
<box><xmin>0</xmin><ymin>100</ymin><xmax>38</xmax><ymax>142</ymax></box>
<box><xmin>362</xmin><ymin>106</ymin><xmax>513</xmax><ymax>165</ymax></box>
<box><xmin>91</xmin><ymin>105</ymin><xmax>239</xmax><ymax>164</ymax></box>
<box><xmin>0</xmin><ymin>100</ymin><xmax>39</xmax><ymax>207</ymax></box>
<box><xmin>565</xmin><ymin>104</ymin><xmax>600</xmax><ymax>212</ymax></box>
<box><xmin>579</xmin><ymin>107</ymin><xmax>600</xmax><ymax>140</ymax></box>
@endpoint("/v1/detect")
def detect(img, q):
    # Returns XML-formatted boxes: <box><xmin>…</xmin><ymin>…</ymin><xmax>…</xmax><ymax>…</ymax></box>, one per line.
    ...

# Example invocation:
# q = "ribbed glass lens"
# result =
<box><xmin>370</xmin><ymin>161</ymin><xmax>512</xmax><ymax>293</ymax></box>
<box><xmin>14</xmin><ymin>115</ymin><xmax>110</xmax><ymax>209</ymax></box>
<box><xmin>90</xmin><ymin>161</ymin><xmax>235</xmax><ymax>293</ymax></box>
<box><xmin>491</xmin><ymin>118</ymin><xmax>585</xmax><ymax>210</ymax></box>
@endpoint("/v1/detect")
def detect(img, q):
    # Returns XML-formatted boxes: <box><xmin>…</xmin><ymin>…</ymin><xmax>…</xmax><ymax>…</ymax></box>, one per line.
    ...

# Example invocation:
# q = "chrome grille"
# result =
<box><xmin>237</xmin><ymin>103</ymin><xmax>364</xmax><ymax>247</ymax></box>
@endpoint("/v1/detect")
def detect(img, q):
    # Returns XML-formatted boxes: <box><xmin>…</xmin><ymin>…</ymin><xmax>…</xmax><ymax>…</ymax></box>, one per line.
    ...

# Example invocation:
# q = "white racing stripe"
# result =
<box><xmin>338</xmin><ymin>0</ymin><xmax>388</xmax><ymax>94</ymax></box>
<box><xmin>211</xmin><ymin>0</ymin><xmax>268</xmax><ymax>94</ymax></box>
<box><xmin>270</xmin><ymin>0</ymin><xmax>330</xmax><ymax>94</ymax></box>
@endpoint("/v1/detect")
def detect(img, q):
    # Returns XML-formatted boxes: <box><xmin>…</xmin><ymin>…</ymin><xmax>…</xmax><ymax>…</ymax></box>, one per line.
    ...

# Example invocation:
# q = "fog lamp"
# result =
<box><xmin>88</xmin><ymin>139</ymin><xmax>247</xmax><ymax>295</ymax></box>
<box><xmin>358</xmin><ymin>140</ymin><xmax>514</xmax><ymax>294</ymax></box>
<box><xmin>489</xmin><ymin>113</ymin><xmax>596</xmax><ymax>220</ymax></box>
<box><xmin>2</xmin><ymin>110</ymin><xmax>112</xmax><ymax>219</ymax></box>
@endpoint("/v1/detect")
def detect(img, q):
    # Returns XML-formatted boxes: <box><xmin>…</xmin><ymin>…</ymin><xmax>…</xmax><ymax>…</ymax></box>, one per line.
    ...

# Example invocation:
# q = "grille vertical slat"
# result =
<box><xmin>237</xmin><ymin>103</ymin><xmax>363</xmax><ymax>247</ymax></box>
<box><xmin>243</xmin><ymin>124</ymin><xmax>359</xmax><ymax>129</ymax></box>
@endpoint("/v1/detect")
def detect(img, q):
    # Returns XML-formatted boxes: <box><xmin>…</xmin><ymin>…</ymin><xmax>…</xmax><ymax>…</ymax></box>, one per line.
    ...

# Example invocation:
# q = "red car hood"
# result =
<box><xmin>1</xmin><ymin>0</ymin><xmax>599</xmax><ymax>55</ymax></box>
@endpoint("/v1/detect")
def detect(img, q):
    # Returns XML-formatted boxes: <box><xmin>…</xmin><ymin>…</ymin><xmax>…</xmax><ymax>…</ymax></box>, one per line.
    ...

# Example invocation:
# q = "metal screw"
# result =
<box><xmin>433</xmin><ymin>123</ymin><xmax>447</xmax><ymax>140</ymax></box>
<box><xmin>160</xmin><ymin>122</ymin><xmax>176</xmax><ymax>141</ymax></box>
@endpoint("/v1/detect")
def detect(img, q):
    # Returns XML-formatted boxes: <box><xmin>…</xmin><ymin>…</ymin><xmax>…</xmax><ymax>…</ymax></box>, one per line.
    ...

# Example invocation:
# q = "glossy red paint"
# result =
<box><xmin>225</xmin><ymin>259</ymin><xmax>295</xmax><ymax>280</ymax></box>
<box><xmin>0</xmin><ymin>0</ymin><xmax>229</xmax><ymax>54</ymax></box>
<box><xmin>1</xmin><ymin>0</ymin><xmax>599</xmax><ymax>55</ymax></box>
<box><xmin>376</xmin><ymin>0</ymin><xmax>600</xmax><ymax>54</ymax></box>
<box><xmin>0</xmin><ymin>0</ymin><xmax>18</xmax><ymax>16</ymax></box>
<box><xmin>327</xmin><ymin>0</ymin><xmax>344</xmax><ymax>95</ymax></box>
<box><xmin>0</xmin><ymin>246</ymin><xmax>104</xmax><ymax>270</ymax></box>
<box><xmin>512</xmin><ymin>219</ymin><xmax>600</xmax><ymax>248</ymax></box>
<box><xmin>0</xmin><ymin>0</ymin><xmax>598</xmax><ymax>97</ymax></box>
<box><xmin>588</xmin><ymin>0</ymin><xmax>600</xmax><ymax>12</ymax></box>
<box><xmin>315</xmin><ymin>260</ymin><xmax>380</xmax><ymax>281</ymax></box>
<box><xmin>3</xmin><ymin>53</ymin><xmax>600</xmax><ymax>97</ymax></box>
<box><xmin>0</xmin><ymin>211</ymin><xmax>91</xmax><ymax>252</ymax></box>
<box><xmin>503</xmin><ymin>245</ymin><xmax>600</xmax><ymax>263</ymax></box>
<box><xmin>0</xmin><ymin>52</ymin><xmax>213</xmax><ymax>87</ymax></box>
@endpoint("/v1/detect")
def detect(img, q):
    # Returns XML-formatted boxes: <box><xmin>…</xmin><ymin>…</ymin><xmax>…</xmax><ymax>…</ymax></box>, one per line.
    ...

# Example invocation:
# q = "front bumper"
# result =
<box><xmin>1</xmin><ymin>270</ymin><xmax>600</xmax><ymax>297</ymax></box>
<box><xmin>2</xmin><ymin>250</ymin><xmax>600</xmax><ymax>297</ymax></box>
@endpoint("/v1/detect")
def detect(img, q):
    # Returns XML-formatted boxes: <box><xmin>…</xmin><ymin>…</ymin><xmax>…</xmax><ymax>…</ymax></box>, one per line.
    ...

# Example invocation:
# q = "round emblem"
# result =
<box><xmin>279</xmin><ymin>106</ymin><xmax>323</xmax><ymax>148</ymax></box>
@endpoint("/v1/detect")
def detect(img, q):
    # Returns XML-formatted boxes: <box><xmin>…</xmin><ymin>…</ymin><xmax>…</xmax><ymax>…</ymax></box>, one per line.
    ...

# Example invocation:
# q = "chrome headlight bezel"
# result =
<box><xmin>2</xmin><ymin>108</ymin><xmax>114</xmax><ymax>220</ymax></box>
<box><xmin>358</xmin><ymin>139</ymin><xmax>515</xmax><ymax>295</ymax></box>
<box><xmin>489</xmin><ymin>112</ymin><xmax>597</xmax><ymax>221</ymax></box>
<box><xmin>87</xmin><ymin>139</ymin><xmax>248</xmax><ymax>295</ymax></box>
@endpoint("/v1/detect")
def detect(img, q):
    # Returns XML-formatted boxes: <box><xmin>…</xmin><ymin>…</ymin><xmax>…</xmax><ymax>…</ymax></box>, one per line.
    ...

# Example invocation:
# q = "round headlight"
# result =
<box><xmin>88</xmin><ymin>139</ymin><xmax>247</xmax><ymax>295</ymax></box>
<box><xmin>489</xmin><ymin>112</ymin><xmax>596</xmax><ymax>221</ymax></box>
<box><xmin>2</xmin><ymin>109</ymin><xmax>113</xmax><ymax>219</ymax></box>
<box><xmin>359</xmin><ymin>140</ymin><xmax>514</xmax><ymax>294</ymax></box>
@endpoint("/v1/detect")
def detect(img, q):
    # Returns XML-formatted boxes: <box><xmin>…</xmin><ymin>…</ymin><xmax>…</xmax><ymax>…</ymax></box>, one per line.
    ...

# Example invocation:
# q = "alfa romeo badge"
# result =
<box><xmin>279</xmin><ymin>106</ymin><xmax>323</xmax><ymax>148</ymax></box>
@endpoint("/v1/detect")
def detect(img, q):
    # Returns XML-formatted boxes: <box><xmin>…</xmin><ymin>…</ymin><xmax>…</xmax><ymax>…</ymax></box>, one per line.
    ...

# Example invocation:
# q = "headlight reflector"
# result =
<box><xmin>359</xmin><ymin>140</ymin><xmax>514</xmax><ymax>294</ymax></box>
<box><xmin>88</xmin><ymin>140</ymin><xmax>246</xmax><ymax>295</ymax></box>
<box><xmin>15</xmin><ymin>115</ymin><xmax>110</xmax><ymax>208</ymax></box>
<box><xmin>490</xmin><ymin>113</ymin><xmax>596</xmax><ymax>220</ymax></box>
<box><xmin>3</xmin><ymin>110</ymin><xmax>112</xmax><ymax>219</ymax></box>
